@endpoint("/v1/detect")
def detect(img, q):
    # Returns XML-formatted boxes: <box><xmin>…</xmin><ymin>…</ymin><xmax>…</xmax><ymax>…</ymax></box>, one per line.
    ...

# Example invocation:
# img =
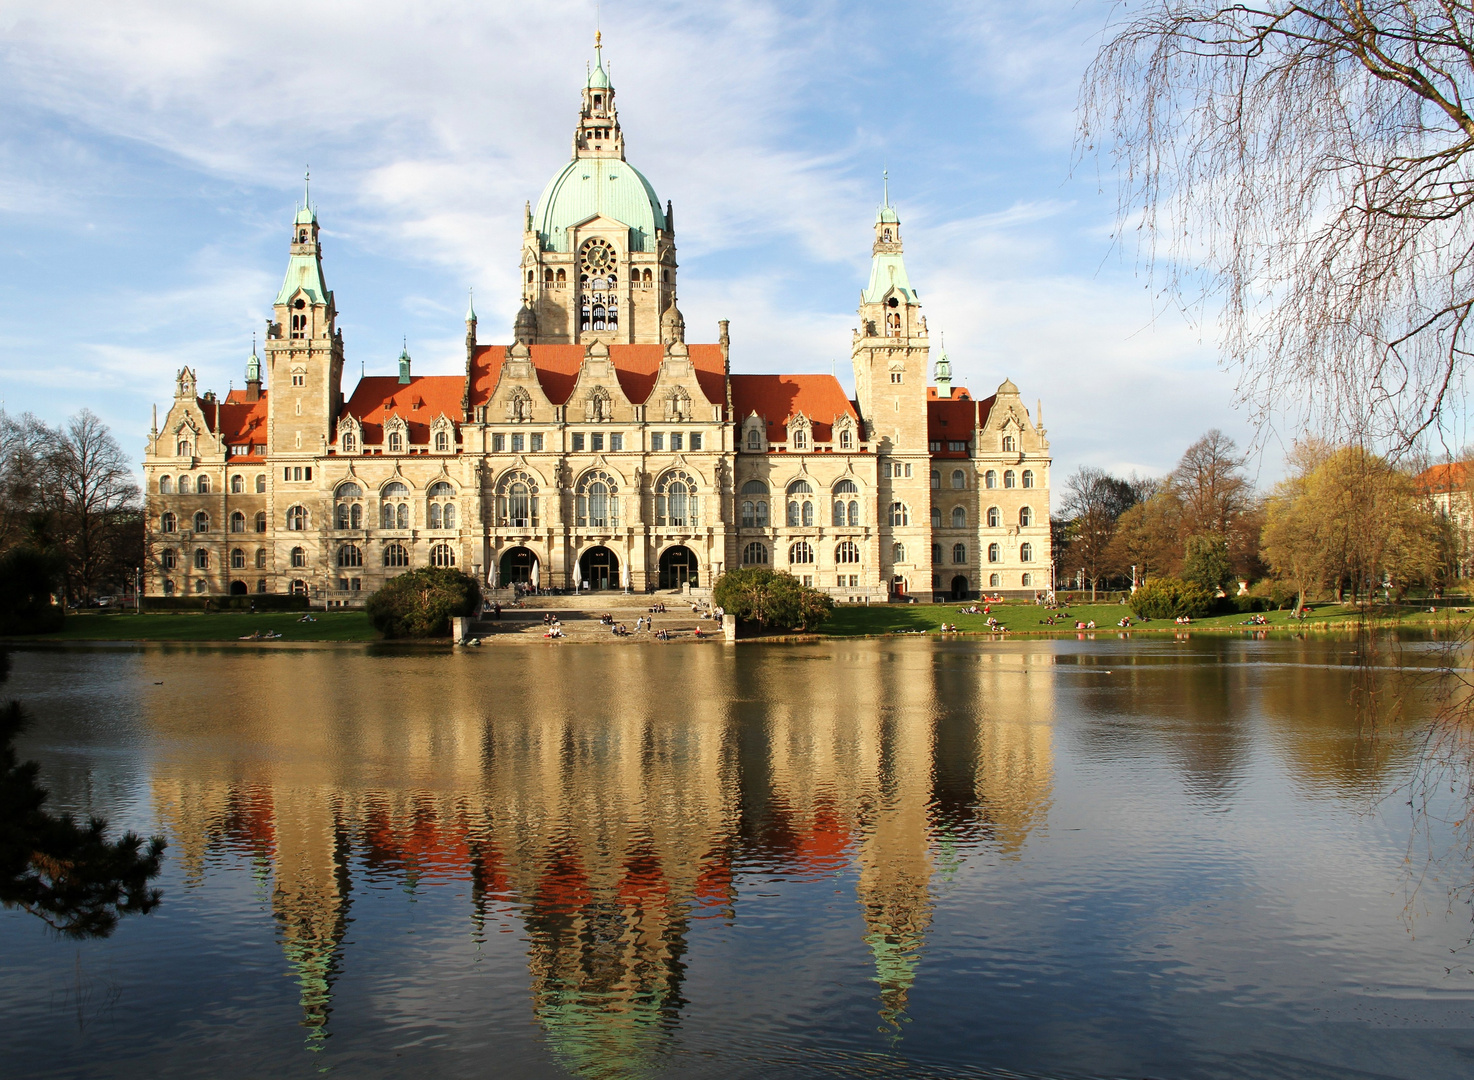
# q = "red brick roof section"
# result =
<box><xmin>200</xmin><ymin>391</ymin><xmax>269</xmax><ymax>460</ymax></box>
<box><xmin>927</xmin><ymin>385</ymin><xmax>973</xmax><ymax>401</ymax></box>
<box><xmin>468</xmin><ymin>343</ymin><xmax>727</xmax><ymax>411</ymax></box>
<box><xmin>729</xmin><ymin>374</ymin><xmax>859</xmax><ymax>444</ymax></box>
<box><xmin>1417</xmin><ymin>462</ymin><xmax>1470</xmax><ymax>494</ymax></box>
<box><xmin>928</xmin><ymin>396</ymin><xmax>977</xmax><ymax>458</ymax></box>
<box><xmin>341</xmin><ymin>376</ymin><xmax>467</xmax><ymax>447</ymax></box>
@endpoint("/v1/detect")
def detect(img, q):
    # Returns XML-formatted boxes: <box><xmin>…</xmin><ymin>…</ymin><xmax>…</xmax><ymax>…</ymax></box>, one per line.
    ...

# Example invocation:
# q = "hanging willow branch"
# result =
<box><xmin>1080</xmin><ymin>2</ymin><xmax>1474</xmax><ymax>449</ymax></box>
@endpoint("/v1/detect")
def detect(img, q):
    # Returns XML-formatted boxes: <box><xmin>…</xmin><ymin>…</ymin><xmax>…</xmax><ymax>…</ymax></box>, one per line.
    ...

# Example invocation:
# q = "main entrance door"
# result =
<box><xmin>658</xmin><ymin>545</ymin><xmax>698</xmax><ymax>590</ymax></box>
<box><xmin>579</xmin><ymin>546</ymin><xmax>619</xmax><ymax>591</ymax></box>
<box><xmin>499</xmin><ymin>547</ymin><xmax>538</xmax><ymax>585</ymax></box>
<box><xmin>951</xmin><ymin>575</ymin><xmax>969</xmax><ymax>600</ymax></box>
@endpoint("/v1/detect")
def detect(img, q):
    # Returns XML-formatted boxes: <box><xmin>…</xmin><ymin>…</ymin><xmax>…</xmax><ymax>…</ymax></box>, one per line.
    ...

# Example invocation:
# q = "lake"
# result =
<box><xmin>2</xmin><ymin>636</ymin><xmax>1472</xmax><ymax>1079</ymax></box>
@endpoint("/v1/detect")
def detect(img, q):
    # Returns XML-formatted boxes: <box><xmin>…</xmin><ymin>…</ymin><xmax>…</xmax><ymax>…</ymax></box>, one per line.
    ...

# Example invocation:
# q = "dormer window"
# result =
<box><xmin>840</xmin><ymin>428</ymin><xmax>853</xmax><ymax>450</ymax></box>
<box><xmin>389</xmin><ymin>431</ymin><xmax>403</xmax><ymax>453</ymax></box>
<box><xmin>342</xmin><ymin>432</ymin><xmax>356</xmax><ymax>453</ymax></box>
<box><xmin>794</xmin><ymin>430</ymin><xmax>807</xmax><ymax>449</ymax></box>
<box><xmin>1003</xmin><ymin>434</ymin><xmax>1017</xmax><ymax>452</ymax></box>
<box><xmin>747</xmin><ymin>429</ymin><xmax>761</xmax><ymax>450</ymax></box>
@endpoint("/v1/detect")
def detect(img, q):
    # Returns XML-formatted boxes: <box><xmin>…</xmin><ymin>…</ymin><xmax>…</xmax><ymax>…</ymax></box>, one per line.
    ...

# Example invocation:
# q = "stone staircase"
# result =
<box><xmin>468</xmin><ymin>589</ymin><xmax>722</xmax><ymax>643</ymax></box>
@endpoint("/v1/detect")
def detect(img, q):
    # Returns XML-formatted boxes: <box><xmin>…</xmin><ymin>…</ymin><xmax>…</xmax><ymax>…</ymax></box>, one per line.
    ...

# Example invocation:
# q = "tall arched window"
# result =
<box><xmin>930</xmin><ymin>469</ymin><xmax>941</xmax><ymax>490</ymax></box>
<box><xmin>747</xmin><ymin>428</ymin><xmax>762</xmax><ymax>450</ymax></box>
<box><xmin>177</xmin><ymin>440</ymin><xmax>191</xmax><ymax>457</ymax></box>
<box><xmin>657</xmin><ymin>470</ymin><xmax>698</xmax><ymax>527</ymax></box>
<box><xmin>785</xmin><ymin>479</ymin><xmax>813</xmax><ymax>530</ymax></box>
<box><xmin>987</xmin><ymin>506</ymin><xmax>1000</xmax><ymax>528</ymax></box>
<box><xmin>161</xmin><ymin>549</ymin><xmax>177</xmax><ymax>569</ymax></box>
<box><xmin>159</xmin><ymin>476</ymin><xmax>173</xmax><ymax>493</ymax></box>
<box><xmin>231</xmin><ymin>548</ymin><xmax>246</xmax><ymax>569</ymax></box>
<box><xmin>230</xmin><ymin>511</ymin><xmax>246</xmax><ymax>533</ymax></box>
<box><xmin>388</xmin><ymin>430</ymin><xmax>404</xmax><ymax>453</ymax></box>
<box><xmin>836</xmin><ymin>541</ymin><xmax>860</xmax><ymax>564</ymax></box>
<box><xmin>1004</xmin><ymin>470</ymin><xmax>1017</xmax><ymax>489</ymax></box>
<box><xmin>988</xmin><ymin>542</ymin><xmax>1001</xmax><ymax>563</ymax></box>
<box><xmin>255</xmin><ymin>511</ymin><xmax>267</xmax><ymax>533</ymax></box>
<box><xmin>840</xmin><ymin>427</ymin><xmax>853</xmax><ymax>449</ymax></box>
<box><xmin>434</xmin><ymin>431</ymin><xmax>450</xmax><ymax>453</ymax></box>
<box><xmin>231</xmin><ymin>475</ymin><xmax>244</xmax><ymax>493</ymax></box>
<box><xmin>932</xmin><ymin>542</ymin><xmax>943</xmax><ymax>564</ymax></box>
<box><xmin>256</xmin><ymin>474</ymin><xmax>267</xmax><ymax>493</ymax></box>
<box><xmin>428</xmin><ymin>481</ymin><xmax>457</xmax><ymax>530</ymax></box>
<box><xmin>382</xmin><ymin>481</ymin><xmax>410</xmax><ymax>530</ymax></box>
<box><xmin>178</xmin><ymin>476</ymin><xmax>191</xmax><ymax>494</ymax></box>
<box><xmin>1020</xmin><ymin>542</ymin><xmax>1033</xmax><ymax>562</ymax></box>
<box><xmin>496</xmin><ymin>471</ymin><xmax>540</xmax><ymax>528</ymax></box>
<box><xmin>890</xmin><ymin>502</ymin><xmax>909</xmax><ymax>526</ymax></box>
<box><xmin>338</xmin><ymin>544</ymin><xmax>363</xmax><ymax>568</ymax></box>
<box><xmin>990</xmin><ymin>573</ymin><xmax>1001</xmax><ymax>588</ymax></box>
<box><xmin>789</xmin><ymin>541</ymin><xmax>814</xmax><ymax>564</ymax></box>
<box><xmin>161</xmin><ymin>512</ymin><xmax>177</xmax><ymax>533</ymax></box>
<box><xmin>255</xmin><ymin>549</ymin><xmax>266</xmax><ymax>569</ymax></box>
<box><xmin>290</xmin><ymin>546</ymin><xmax>306</xmax><ymax>568</ymax></box>
<box><xmin>290</xmin><ymin>579</ymin><xmax>308</xmax><ymax>596</ymax></box>
<box><xmin>951</xmin><ymin>470</ymin><xmax>966</xmax><ymax>490</ymax></box>
<box><xmin>1002</xmin><ymin>435</ymin><xmax>1016</xmax><ymax>452</ymax></box>
<box><xmin>383</xmin><ymin>543</ymin><xmax>409</xmax><ymax>567</ymax></box>
<box><xmin>951</xmin><ymin>506</ymin><xmax>966</xmax><ymax>528</ymax></box>
<box><xmin>342</xmin><ymin>432</ymin><xmax>356</xmax><ymax>453</ymax></box>
<box><xmin>193</xmin><ymin>511</ymin><xmax>209</xmax><ymax>532</ymax></box>
<box><xmin>1022</xmin><ymin>469</ymin><xmax>1035</xmax><ymax>489</ymax></box>
<box><xmin>430</xmin><ymin>543</ymin><xmax>456</xmax><ymax>567</ymax></box>
<box><xmin>742</xmin><ymin>541</ymin><xmax>769</xmax><ymax>565</ymax></box>
<box><xmin>194</xmin><ymin>548</ymin><xmax>209</xmax><ymax>570</ymax></box>
<box><xmin>740</xmin><ymin>480</ymin><xmax>769</xmax><ymax>528</ymax></box>
<box><xmin>286</xmin><ymin>505</ymin><xmax>307</xmax><ymax>530</ymax></box>
<box><xmin>197</xmin><ymin>476</ymin><xmax>210</xmax><ymax>494</ymax></box>
<box><xmin>952</xmin><ymin>543</ymin><xmax>966</xmax><ymax>564</ymax></box>
<box><xmin>1019</xmin><ymin>506</ymin><xmax>1033</xmax><ymax>527</ymax></box>
<box><xmin>892</xmin><ymin>542</ymin><xmax>906</xmax><ymax>562</ymax></box>
<box><xmin>576</xmin><ymin>471</ymin><xmax>619</xmax><ymax>528</ymax></box>
<box><xmin>832</xmin><ymin>480</ymin><xmax>858</xmax><ymax>526</ymax></box>
<box><xmin>931</xmin><ymin>506</ymin><xmax>942</xmax><ymax>527</ymax></box>
<box><xmin>985</xmin><ymin>470</ymin><xmax>997</xmax><ymax>489</ymax></box>
<box><xmin>334</xmin><ymin>482</ymin><xmax>362</xmax><ymax>532</ymax></box>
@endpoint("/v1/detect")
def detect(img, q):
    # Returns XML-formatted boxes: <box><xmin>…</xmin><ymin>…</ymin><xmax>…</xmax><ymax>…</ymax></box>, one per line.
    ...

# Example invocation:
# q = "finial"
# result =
<box><xmin>883</xmin><ymin>168</ymin><xmax>889</xmax><ymax>207</ymax></box>
<box><xmin>303</xmin><ymin>166</ymin><xmax>310</xmax><ymax>209</ymax></box>
<box><xmin>466</xmin><ymin>287</ymin><xmax>477</xmax><ymax>322</ymax></box>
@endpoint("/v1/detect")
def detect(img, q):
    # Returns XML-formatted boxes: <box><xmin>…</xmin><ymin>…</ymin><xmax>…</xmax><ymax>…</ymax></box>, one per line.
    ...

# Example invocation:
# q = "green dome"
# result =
<box><xmin>533</xmin><ymin>156</ymin><xmax>666</xmax><ymax>253</ymax></box>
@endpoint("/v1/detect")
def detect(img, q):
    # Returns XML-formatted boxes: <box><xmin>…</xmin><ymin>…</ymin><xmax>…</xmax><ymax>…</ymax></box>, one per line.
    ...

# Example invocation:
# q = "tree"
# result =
<box><xmin>712</xmin><ymin>568</ymin><xmax>835</xmax><ymax>632</ymax></box>
<box><xmin>1058</xmin><ymin>467</ymin><xmax>1141</xmax><ymax>599</ymax></box>
<box><xmin>365</xmin><ymin>567</ymin><xmax>480</xmax><ymax>638</ymax></box>
<box><xmin>46</xmin><ymin>411</ymin><xmax>140</xmax><ymax>605</ymax></box>
<box><xmin>1171</xmin><ymin>430</ymin><xmax>1250</xmax><ymax>539</ymax></box>
<box><xmin>0</xmin><ymin>412</ymin><xmax>56</xmax><ymax>554</ymax></box>
<box><xmin>1082</xmin><ymin>3</ymin><xmax>1474</xmax><ymax>446</ymax></box>
<box><xmin>1110</xmin><ymin>491</ymin><xmax>1184</xmax><ymax>581</ymax></box>
<box><xmin>1182</xmin><ymin>534</ymin><xmax>1234</xmax><ymax>595</ymax></box>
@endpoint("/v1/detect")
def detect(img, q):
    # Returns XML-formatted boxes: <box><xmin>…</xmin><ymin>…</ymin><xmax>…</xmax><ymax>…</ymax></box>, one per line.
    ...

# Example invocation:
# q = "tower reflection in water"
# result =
<box><xmin>144</xmin><ymin>643</ymin><xmax>1055</xmax><ymax>1068</ymax></box>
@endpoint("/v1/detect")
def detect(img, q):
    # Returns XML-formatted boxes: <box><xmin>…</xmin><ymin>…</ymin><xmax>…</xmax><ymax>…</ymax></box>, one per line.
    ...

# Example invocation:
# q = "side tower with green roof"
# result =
<box><xmin>521</xmin><ymin>34</ymin><xmax>679</xmax><ymax>345</ymax></box>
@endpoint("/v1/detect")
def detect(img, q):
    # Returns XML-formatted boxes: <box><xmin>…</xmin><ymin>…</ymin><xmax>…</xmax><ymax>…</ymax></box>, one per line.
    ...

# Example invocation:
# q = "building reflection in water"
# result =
<box><xmin>141</xmin><ymin>642</ymin><xmax>1056</xmax><ymax>1068</ymax></box>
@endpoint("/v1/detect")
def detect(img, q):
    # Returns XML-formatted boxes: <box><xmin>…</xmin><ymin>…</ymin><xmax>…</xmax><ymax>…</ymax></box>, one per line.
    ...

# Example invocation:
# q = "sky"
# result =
<box><xmin>0</xmin><ymin>0</ymin><xmax>1283</xmax><ymax>493</ymax></box>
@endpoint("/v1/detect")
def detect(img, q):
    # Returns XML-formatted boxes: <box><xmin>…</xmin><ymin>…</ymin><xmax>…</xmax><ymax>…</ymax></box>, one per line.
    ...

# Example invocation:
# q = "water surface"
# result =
<box><xmin>3</xmin><ymin>636</ymin><xmax>1472</xmax><ymax>1079</ymax></box>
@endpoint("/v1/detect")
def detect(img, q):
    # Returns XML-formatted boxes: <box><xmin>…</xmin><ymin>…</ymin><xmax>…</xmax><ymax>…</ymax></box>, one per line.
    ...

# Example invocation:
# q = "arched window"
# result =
<box><xmin>161</xmin><ymin>512</ymin><xmax>177</xmax><ymax>533</ymax></box>
<box><xmin>951</xmin><ymin>470</ymin><xmax>965</xmax><ymax>490</ymax></box>
<box><xmin>953</xmin><ymin>543</ymin><xmax>967</xmax><ymax>564</ymax></box>
<box><xmin>847</xmin><ymin>500</ymin><xmax>859</xmax><ymax>526</ymax></box>
<box><xmin>932</xmin><ymin>542</ymin><xmax>943</xmax><ymax>564</ymax></box>
<box><xmin>742</xmin><ymin>541</ymin><xmax>769</xmax><ymax>565</ymax></box>
<box><xmin>1003</xmin><ymin>435</ymin><xmax>1016</xmax><ymax>452</ymax></box>
<box><xmin>286</xmin><ymin>505</ymin><xmax>307</xmax><ymax>530</ymax></box>
<box><xmin>840</xmin><ymin>428</ymin><xmax>853</xmax><ymax>449</ymax></box>
<box><xmin>1020</xmin><ymin>542</ymin><xmax>1033</xmax><ymax>562</ymax></box>
<box><xmin>987</xmin><ymin>506</ymin><xmax>1000</xmax><ymax>528</ymax></box>
<box><xmin>231</xmin><ymin>475</ymin><xmax>244</xmax><ymax>493</ymax></box>
<box><xmin>931</xmin><ymin>469</ymin><xmax>941</xmax><ymax>490</ymax></box>
<box><xmin>985</xmin><ymin>470</ymin><xmax>997</xmax><ymax>489</ymax></box>
<box><xmin>194</xmin><ymin>579</ymin><xmax>208</xmax><ymax>594</ymax></box>
<box><xmin>834</xmin><ymin>479</ymin><xmax>858</xmax><ymax>496</ymax></box>
<box><xmin>338</xmin><ymin>544</ymin><xmax>363</xmax><ymax>568</ymax></box>
<box><xmin>1022</xmin><ymin>470</ymin><xmax>1035</xmax><ymax>488</ymax></box>
<box><xmin>836</xmin><ymin>541</ymin><xmax>860</xmax><ymax>564</ymax></box>
<box><xmin>435</xmin><ymin>431</ymin><xmax>450</xmax><ymax>453</ymax></box>
<box><xmin>256</xmin><ymin>474</ymin><xmax>267</xmax><ymax>493</ymax></box>
<box><xmin>255</xmin><ymin>549</ymin><xmax>266</xmax><ymax>569</ymax></box>
<box><xmin>496</xmin><ymin>471</ymin><xmax>540</xmax><ymax>528</ymax></box>
<box><xmin>194</xmin><ymin>548</ymin><xmax>209</xmax><ymax>570</ymax></box>
<box><xmin>343</xmin><ymin>432</ymin><xmax>356</xmax><ymax>453</ymax></box>
<box><xmin>230</xmin><ymin>511</ymin><xmax>246</xmax><ymax>533</ymax></box>
<box><xmin>255</xmin><ymin>511</ymin><xmax>267</xmax><ymax>533</ymax></box>
<box><xmin>290</xmin><ymin>579</ymin><xmax>308</xmax><ymax>596</ymax></box>
<box><xmin>747</xmin><ymin>428</ymin><xmax>762</xmax><ymax>450</ymax></box>
<box><xmin>231</xmin><ymin>548</ymin><xmax>245</xmax><ymax>569</ymax></box>
<box><xmin>951</xmin><ymin>506</ymin><xmax>966</xmax><ymax>528</ymax></box>
<box><xmin>176</xmin><ymin>440</ymin><xmax>190</xmax><ymax>457</ymax></box>
<box><xmin>789</xmin><ymin>541</ymin><xmax>814</xmax><ymax>564</ymax></box>
<box><xmin>388</xmin><ymin>430</ymin><xmax>403</xmax><ymax>453</ymax></box>
<box><xmin>890</xmin><ymin>502</ymin><xmax>908</xmax><ymax>526</ymax></box>
<box><xmin>382</xmin><ymin>481</ymin><xmax>410</xmax><ymax>530</ymax></box>
<box><xmin>1004</xmin><ymin>470</ymin><xmax>1017</xmax><ymax>489</ymax></box>
<box><xmin>428</xmin><ymin>481</ymin><xmax>457</xmax><ymax>530</ymax></box>
<box><xmin>291</xmin><ymin>546</ymin><xmax>306</xmax><ymax>568</ymax></box>
<box><xmin>430</xmin><ymin>543</ymin><xmax>456</xmax><ymax>567</ymax></box>
<box><xmin>556</xmin><ymin>268</ymin><xmax>567</xmax><ymax>287</ymax></box>
<box><xmin>162</xmin><ymin>579</ymin><xmax>175</xmax><ymax>596</ymax></box>
<box><xmin>383</xmin><ymin>543</ymin><xmax>409</xmax><ymax>567</ymax></box>
<box><xmin>193</xmin><ymin>511</ymin><xmax>209</xmax><ymax>532</ymax></box>
<box><xmin>892</xmin><ymin>542</ymin><xmax>906</xmax><ymax>563</ymax></box>
<box><xmin>544</xmin><ymin>268</ymin><xmax>554</xmax><ymax>286</ymax></box>
<box><xmin>931</xmin><ymin>506</ymin><xmax>941</xmax><ymax>527</ymax></box>
<box><xmin>161</xmin><ymin>548</ymin><xmax>177</xmax><ymax>569</ymax></box>
<box><xmin>576</xmin><ymin>471</ymin><xmax>619</xmax><ymax>528</ymax></box>
<box><xmin>1019</xmin><ymin>506</ymin><xmax>1033</xmax><ymax>527</ymax></box>
<box><xmin>197</xmin><ymin>475</ymin><xmax>210</xmax><ymax>494</ymax></box>
<box><xmin>656</xmin><ymin>470</ymin><xmax>697</xmax><ymax>527</ymax></box>
<box><xmin>335</xmin><ymin>481</ymin><xmax>363</xmax><ymax>530</ymax></box>
<box><xmin>1022</xmin><ymin>572</ymin><xmax>1033</xmax><ymax>587</ymax></box>
<box><xmin>740</xmin><ymin>479</ymin><xmax>768</xmax><ymax>528</ymax></box>
<box><xmin>786</xmin><ymin>479</ymin><xmax>813</xmax><ymax>494</ymax></box>
<box><xmin>793</xmin><ymin>429</ymin><xmax>807</xmax><ymax>449</ymax></box>
<box><xmin>159</xmin><ymin>476</ymin><xmax>173</xmax><ymax>493</ymax></box>
<box><xmin>990</xmin><ymin>573</ymin><xmax>1001</xmax><ymax>588</ymax></box>
<box><xmin>988</xmin><ymin>543</ymin><xmax>1001</xmax><ymax>563</ymax></box>
<box><xmin>177</xmin><ymin>476</ymin><xmax>191</xmax><ymax>494</ymax></box>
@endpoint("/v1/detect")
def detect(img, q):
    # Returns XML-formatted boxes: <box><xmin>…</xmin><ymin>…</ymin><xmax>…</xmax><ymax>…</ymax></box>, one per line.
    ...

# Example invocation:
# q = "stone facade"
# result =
<box><xmin>142</xmin><ymin>42</ymin><xmax>1052</xmax><ymax>604</ymax></box>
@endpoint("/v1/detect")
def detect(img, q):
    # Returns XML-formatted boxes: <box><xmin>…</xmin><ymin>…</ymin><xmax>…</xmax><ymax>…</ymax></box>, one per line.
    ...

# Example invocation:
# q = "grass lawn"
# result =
<box><xmin>821</xmin><ymin>600</ymin><xmax>1468</xmax><ymax>637</ymax></box>
<box><xmin>5</xmin><ymin>610</ymin><xmax>379</xmax><ymax>643</ymax></box>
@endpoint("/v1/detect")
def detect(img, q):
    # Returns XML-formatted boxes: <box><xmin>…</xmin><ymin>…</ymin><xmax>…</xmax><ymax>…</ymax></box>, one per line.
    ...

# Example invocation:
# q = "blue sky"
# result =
<box><xmin>0</xmin><ymin>0</ymin><xmax>1279</xmax><ymax>490</ymax></box>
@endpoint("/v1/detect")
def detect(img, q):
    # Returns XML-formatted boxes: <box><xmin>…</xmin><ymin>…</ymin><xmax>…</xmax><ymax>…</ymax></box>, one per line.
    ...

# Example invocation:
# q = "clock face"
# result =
<box><xmin>580</xmin><ymin>239</ymin><xmax>615</xmax><ymax>275</ymax></box>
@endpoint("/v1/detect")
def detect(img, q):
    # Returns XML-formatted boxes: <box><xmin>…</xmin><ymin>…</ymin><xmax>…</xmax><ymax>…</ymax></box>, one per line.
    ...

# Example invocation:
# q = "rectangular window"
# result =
<box><xmin>610</xmin><ymin>432</ymin><xmax>623</xmax><ymax>451</ymax></box>
<box><xmin>803</xmin><ymin>575</ymin><xmax>813</xmax><ymax>587</ymax></box>
<box><xmin>904</xmin><ymin>463</ymin><xmax>912</xmax><ymax>478</ymax></box>
<box><xmin>511</xmin><ymin>433</ymin><xmax>525</xmax><ymax>453</ymax></box>
<box><xmin>493</xmin><ymin>433</ymin><xmax>505</xmax><ymax>452</ymax></box>
<box><xmin>929</xmin><ymin>441</ymin><xmax>942</xmax><ymax>452</ymax></box>
<box><xmin>531</xmin><ymin>433</ymin><xmax>544</xmax><ymax>451</ymax></box>
<box><xmin>949</xmin><ymin>441</ymin><xmax>968</xmax><ymax>452</ymax></box>
<box><xmin>671</xmin><ymin>432</ymin><xmax>683</xmax><ymax>451</ymax></box>
<box><xmin>572</xmin><ymin>432</ymin><xmax>585</xmax><ymax>452</ymax></box>
<box><xmin>651</xmin><ymin>432</ymin><xmax>664</xmax><ymax>451</ymax></box>
<box><xmin>292</xmin><ymin>466</ymin><xmax>303</xmax><ymax>481</ymax></box>
<box><xmin>338</xmin><ymin>578</ymin><xmax>348</xmax><ymax>591</ymax></box>
<box><xmin>690</xmin><ymin>432</ymin><xmax>702</xmax><ymax>450</ymax></box>
<box><xmin>284</xmin><ymin>468</ymin><xmax>291</xmax><ymax>481</ymax></box>
<box><xmin>591</xmin><ymin>432</ymin><xmax>604</xmax><ymax>451</ymax></box>
<box><xmin>890</xmin><ymin>372</ymin><xmax>903</xmax><ymax>383</ymax></box>
<box><xmin>351</xmin><ymin>577</ymin><xmax>361</xmax><ymax>591</ymax></box>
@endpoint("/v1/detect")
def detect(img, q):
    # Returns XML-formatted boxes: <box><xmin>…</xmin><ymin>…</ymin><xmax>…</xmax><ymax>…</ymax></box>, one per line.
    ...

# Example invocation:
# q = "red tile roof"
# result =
<box><xmin>201</xmin><ymin>391</ymin><xmax>269</xmax><ymax>460</ymax></box>
<box><xmin>927</xmin><ymin>386</ymin><xmax>973</xmax><ymax>401</ymax></box>
<box><xmin>729</xmin><ymin>374</ymin><xmax>858</xmax><ymax>444</ymax></box>
<box><xmin>1417</xmin><ymin>462</ymin><xmax>1470</xmax><ymax>494</ymax></box>
<box><xmin>340</xmin><ymin>376</ymin><xmax>466</xmax><ymax>446</ymax></box>
<box><xmin>468</xmin><ymin>343</ymin><xmax>727</xmax><ymax>411</ymax></box>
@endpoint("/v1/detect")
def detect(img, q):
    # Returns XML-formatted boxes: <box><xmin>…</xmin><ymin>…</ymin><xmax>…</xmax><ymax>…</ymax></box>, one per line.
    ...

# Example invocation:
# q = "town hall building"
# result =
<box><xmin>143</xmin><ymin>40</ymin><xmax>1052</xmax><ymax>604</ymax></box>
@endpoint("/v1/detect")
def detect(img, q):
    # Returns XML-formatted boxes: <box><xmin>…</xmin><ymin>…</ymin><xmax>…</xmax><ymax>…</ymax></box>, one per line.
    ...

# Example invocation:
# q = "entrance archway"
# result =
<box><xmin>951</xmin><ymin>575</ymin><xmax>969</xmax><ymax>600</ymax></box>
<box><xmin>230</xmin><ymin>580</ymin><xmax>248</xmax><ymax>596</ymax></box>
<box><xmin>890</xmin><ymin>575</ymin><xmax>907</xmax><ymax>598</ymax></box>
<box><xmin>658</xmin><ymin>545</ymin><xmax>698</xmax><ymax>590</ymax></box>
<box><xmin>579</xmin><ymin>546</ymin><xmax>619</xmax><ymax>591</ymax></box>
<box><xmin>499</xmin><ymin>546</ymin><xmax>538</xmax><ymax>584</ymax></box>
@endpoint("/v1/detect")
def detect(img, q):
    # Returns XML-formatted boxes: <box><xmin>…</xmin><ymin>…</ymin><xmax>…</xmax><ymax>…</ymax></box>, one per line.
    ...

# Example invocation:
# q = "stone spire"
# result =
<box><xmin>574</xmin><ymin>31</ymin><xmax>625</xmax><ymax>161</ymax></box>
<box><xmin>933</xmin><ymin>335</ymin><xmax>952</xmax><ymax>399</ymax></box>
<box><xmin>245</xmin><ymin>335</ymin><xmax>263</xmax><ymax>402</ymax></box>
<box><xmin>398</xmin><ymin>340</ymin><xmax>412</xmax><ymax>385</ymax></box>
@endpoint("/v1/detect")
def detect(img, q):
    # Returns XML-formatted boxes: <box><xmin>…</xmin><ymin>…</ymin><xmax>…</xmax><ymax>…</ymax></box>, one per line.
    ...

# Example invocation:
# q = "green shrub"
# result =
<box><xmin>713</xmin><ymin>568</ymin><xmax>835</xmax><ymax>632</ymax></box>
<box><xmin>1129</xmin><ymin>576</ymin><xmax>1214</xmax><ymax>620</ymax></box>
<box><xmin>1182</xmin><ymin>534</ymin><xmax>1233</xmax><ymax>595</ymax></box>
<box><xmin>0</xmin><ymin>546</ymin><xmax>64</xmax><ymax>635</ymax></box>
<box><xmin>365</xmin><ymin>567</ymin><xmax>480</xmax><ymax>638</ymax></box>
